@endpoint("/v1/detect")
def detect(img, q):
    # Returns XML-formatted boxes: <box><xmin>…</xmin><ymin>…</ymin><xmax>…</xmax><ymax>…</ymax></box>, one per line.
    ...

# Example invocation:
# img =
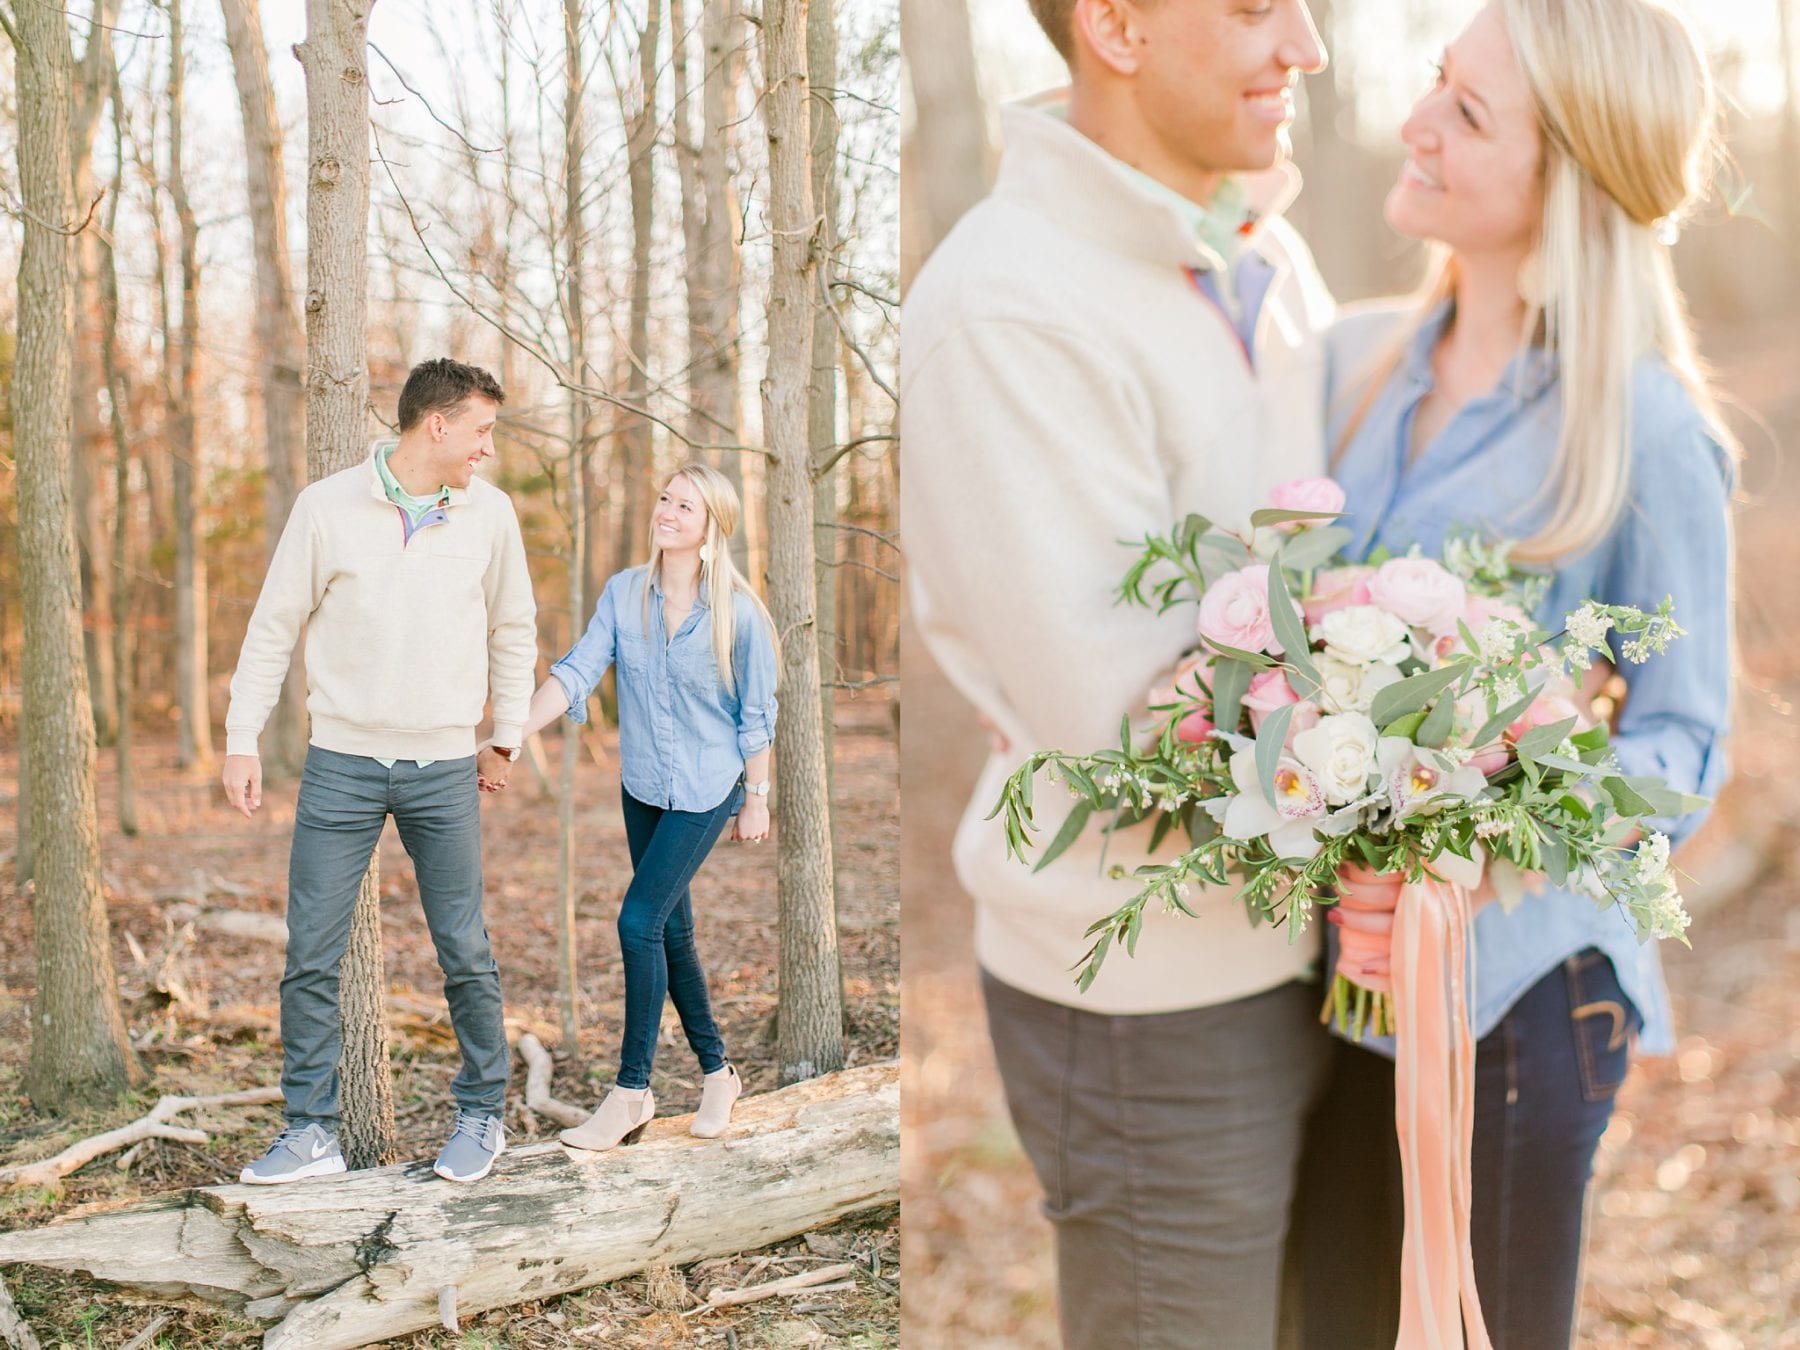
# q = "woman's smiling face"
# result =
<box><xmin>1385</xmin><ymin>3</ymin><xmax>1544</xmax><ymax>265</ymax></box>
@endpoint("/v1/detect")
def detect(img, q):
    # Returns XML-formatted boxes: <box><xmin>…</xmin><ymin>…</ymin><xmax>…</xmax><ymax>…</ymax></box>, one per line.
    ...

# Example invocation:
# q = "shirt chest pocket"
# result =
<box><xmin>617</xmin><ymin>626</ymin><xmax>653</xmax><ymax>678</ymax></box>
<box><xmin>670</xmin><ymin>634</ymin><xmax>722</xmax><ymax>698</ymax></box>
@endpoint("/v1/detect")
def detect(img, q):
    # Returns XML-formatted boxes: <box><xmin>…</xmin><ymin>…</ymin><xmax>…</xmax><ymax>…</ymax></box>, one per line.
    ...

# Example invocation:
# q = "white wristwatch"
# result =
<box><xmin>745</xmin><ymin>780</ymin><xmax>771</xmax><ymax>797</ymax></box>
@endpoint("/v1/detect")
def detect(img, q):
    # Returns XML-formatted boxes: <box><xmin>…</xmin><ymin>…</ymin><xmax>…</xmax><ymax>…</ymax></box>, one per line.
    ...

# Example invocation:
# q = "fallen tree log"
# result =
<box><xmin>0</xmin><ymin>1063</ymin><xmax>897</xmax><ymax>1350</ymax></box>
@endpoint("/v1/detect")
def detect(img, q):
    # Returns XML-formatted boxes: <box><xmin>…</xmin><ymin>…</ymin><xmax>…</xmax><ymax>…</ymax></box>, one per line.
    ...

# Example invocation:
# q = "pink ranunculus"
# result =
<box><xmin>1197</xmin><ymin>565</ymin><xmax>1282</xmax><ymax>655</ymax></box>
<box><xmin>1368</xmin><ymin>557</ymin><xmax>1468</xmax><ymax>636</ymax></box>
<box><xmin>1176</xmin><ymin>710</ymin><xmax>1216</xmax><ymax>744</ymax></box>
<box><xmin>1267</xmin><ymin>476</ymin><xmax>1347</xmax><ymax>530</ymax></box>
<box><xmin>1302</xmin><ymin>565</ymin><xmax>1374</xmax><ymax>625</ymax></box>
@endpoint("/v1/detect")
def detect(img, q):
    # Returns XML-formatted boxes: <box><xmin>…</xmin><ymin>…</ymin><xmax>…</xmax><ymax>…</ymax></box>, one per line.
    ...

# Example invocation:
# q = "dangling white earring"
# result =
<box><xmin>699</xmin><ymin>543</ymin><xmax>712</xmax><ymax>563</ymax></box>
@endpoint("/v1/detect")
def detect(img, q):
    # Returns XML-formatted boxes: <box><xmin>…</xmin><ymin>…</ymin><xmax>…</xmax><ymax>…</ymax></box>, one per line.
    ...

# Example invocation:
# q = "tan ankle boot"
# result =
<box><xmin>559</xmin><ymin>1087</ymin><xmax>655</xmax><ymax>1151</ymax></box>
<box><xmin>690</xmin><ymin>1064</ymin><xmax>741</xmax><ymax>1138</ymax></box>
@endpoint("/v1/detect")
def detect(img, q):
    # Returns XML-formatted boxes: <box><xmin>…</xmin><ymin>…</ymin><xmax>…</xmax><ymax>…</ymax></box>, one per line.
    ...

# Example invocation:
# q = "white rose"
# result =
<box><xmin>1291</xmin><ymin>712</ymin><xmax>1381</xmax><ymax>805</ymax></box>
<box><xmin>1316</xmin><ymin>657</ymin><xmax>1403</xmax><ymax>714</ymax></box>
<box><xmin>1316</xmin><ymin>605</ymin><xmax>1413</xmax><ymax>667</ymax></box>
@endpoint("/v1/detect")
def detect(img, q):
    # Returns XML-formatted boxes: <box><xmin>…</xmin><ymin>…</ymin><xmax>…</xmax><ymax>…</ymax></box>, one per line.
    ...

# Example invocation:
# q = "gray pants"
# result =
<box><xmin>282</xmin><ymin>747</ymin><xmax>508</xmax><ymax>1125</ymax></box>
<box><xmin>982</xmin><ymin>970</ymin><xmax>1329</xmax><ymax>1350</ymax></box>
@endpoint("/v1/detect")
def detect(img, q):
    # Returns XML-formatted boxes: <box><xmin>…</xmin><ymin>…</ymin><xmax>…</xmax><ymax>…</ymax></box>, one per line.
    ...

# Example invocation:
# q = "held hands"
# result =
<box><xmin>477</xmin><ymin>745</ymin><xmax>516</xmax><ymax>793</ymax></box>
<box><xmin>1331</xmin><ymin>860</ymin><xmax>1513</xmax><ymax>993</ymax></box>
<box><xmin>732</xmin><ymin>795</ymin><xmax>770</xmax><ymax>844</ymax></box>
<box><xmin>222</xmin><ymin>755</ymin><xmax>263</xmax><ymax>819</ymax></box>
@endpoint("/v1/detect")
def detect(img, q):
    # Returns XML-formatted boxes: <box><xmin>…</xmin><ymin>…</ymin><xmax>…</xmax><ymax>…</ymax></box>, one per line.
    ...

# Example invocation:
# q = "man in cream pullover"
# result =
<box><xmin>222</xmin><ymin>358</ymin><xmax>537</xmax><ymax>1185</ymax></box>
<box><xmin>904</xmin><ymin>0</ymin><xmax>1333</xmax><ymax>1343</ymax></box>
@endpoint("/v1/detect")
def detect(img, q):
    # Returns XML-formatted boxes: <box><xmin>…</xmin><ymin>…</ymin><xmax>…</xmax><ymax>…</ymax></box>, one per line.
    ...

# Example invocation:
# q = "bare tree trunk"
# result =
<box><xmin>557</xmin><ymin>0</ymin><xmax>590</xmax><ymax>1058</ymax></box>
<box><xmin>297</xmin><ymin>0</ymin><xmax>396</xmax><ymax>1170</ymax></box>
<box><xmin>71</xmin><ymin>4</ymin><xmax>119</xmax><ymax>750</ymax></box>
<box><xmin>700</xmin><ymin>0</ymin><xmax>748</xmax><ymax>571</ymax></box>
<box><xmin>897</xmin><ymin>0</ymin><xmax>991</xmax><ymax>286</ymax></box>
<box><xmin>9</xmin><ymin>0</ymin><xmax>146</xmax><ymax>1112</ymax></box>
<box><xmin>612</xmin><ymin>0</ymin><xmax>661</xmax><ymax>580</ymax></box>
<box><xmin>760</xmin><ymin>0</ymin><xmax>844</xmax><ymax>1084</ymax></box>
<box><xmin>808</xmin><ymin>0</ymin><xmax>840</xmax><ymax>821</ymax></box>
<box><xmin>222</xmin><ymin>0</ymin><xmax>311</xmax><ymax>781</ymax></box>
<box><xmin>167</xmin><ymin>0</ymin><xmax>214</xmax><ymax>772</ymax></box>
<box><xmin>100</xmin><ymin>76</ymin><xmax>138</xmax><ymax>837</ymax></box>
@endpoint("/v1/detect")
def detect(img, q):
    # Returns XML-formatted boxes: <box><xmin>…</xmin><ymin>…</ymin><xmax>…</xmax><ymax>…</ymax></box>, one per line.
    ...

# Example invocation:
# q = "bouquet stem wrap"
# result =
<box><xmin>1391</xmin><ymin>875</ymin><xmax>1492</xmax><ymax>1350</ymax></box>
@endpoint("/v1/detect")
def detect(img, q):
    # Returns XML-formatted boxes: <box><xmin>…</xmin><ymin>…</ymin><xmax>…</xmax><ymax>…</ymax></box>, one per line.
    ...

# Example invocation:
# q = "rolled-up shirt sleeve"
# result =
<box><xmin>1602</xmin><ymin>399</ymin><xmax>1735</xmax><ymax>847</ymax></box>
<box><xmin>549</xmin><ymin>575</ymin><xmax>620</xmax><ymax>726</ymax></box>
<box><xmin>733</xmin><ymin>594</ymin><xmax>779</xmax><ymax>757</ymax></box>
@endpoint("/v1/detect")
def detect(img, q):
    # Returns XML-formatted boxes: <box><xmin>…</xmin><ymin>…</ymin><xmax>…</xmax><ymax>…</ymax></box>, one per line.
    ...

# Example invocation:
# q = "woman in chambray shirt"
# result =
<box><xmin>509</xmin><ymin>461</ymin><xmax>778</xmax><ymax>1151</ymax></box>
<box><xmin>1297</xmin><ymin>3</ymin><xmax>1734</xmax><ymax>1347</ymax></box>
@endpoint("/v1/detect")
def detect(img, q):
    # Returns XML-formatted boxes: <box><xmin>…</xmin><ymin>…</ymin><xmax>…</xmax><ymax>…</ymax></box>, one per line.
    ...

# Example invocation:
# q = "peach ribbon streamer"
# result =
<box><xmin>1389</xmin><ymin>875</ymin><xmax>1493</xmax><ymax>1350</ymax></box>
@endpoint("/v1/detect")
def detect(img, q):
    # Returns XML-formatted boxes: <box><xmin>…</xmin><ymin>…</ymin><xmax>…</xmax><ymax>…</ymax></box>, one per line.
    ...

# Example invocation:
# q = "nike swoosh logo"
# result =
<box><xmin>310</xmin><ymin>1139</ymin><xmax>330</xmax><ymax>1160</ymax></box>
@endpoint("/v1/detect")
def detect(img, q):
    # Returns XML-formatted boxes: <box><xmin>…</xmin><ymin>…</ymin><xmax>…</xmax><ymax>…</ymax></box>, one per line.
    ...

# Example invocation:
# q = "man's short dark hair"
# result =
<box><xmin>397</xmin><ymin>358</ymin><xmax>506</xmax><ymax>432</ymax></box>
<box><xmin>1029</xmin><ymin>0</ymin><xmax>1078</xmax><ymax>64</ymax></box>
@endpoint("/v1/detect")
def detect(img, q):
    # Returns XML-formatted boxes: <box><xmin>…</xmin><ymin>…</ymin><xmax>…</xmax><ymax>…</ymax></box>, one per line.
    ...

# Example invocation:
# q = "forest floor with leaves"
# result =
<box><xmin>901</xmin><ymin>318</ymin><xmax>1800</xmax><ymax>1349</ymax></box>
<box><xmin>0</xmin><ymin>692</ymin><xmax>899</xmax><ymax>1349</ymax></box>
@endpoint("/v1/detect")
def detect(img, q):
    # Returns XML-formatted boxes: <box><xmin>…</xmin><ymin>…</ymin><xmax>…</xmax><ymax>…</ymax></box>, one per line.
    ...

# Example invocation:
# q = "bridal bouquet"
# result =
<box><xmin>991</xmin><ymin>478</ymin><xmax>1703</xmax><ymax>1035</ymax></box>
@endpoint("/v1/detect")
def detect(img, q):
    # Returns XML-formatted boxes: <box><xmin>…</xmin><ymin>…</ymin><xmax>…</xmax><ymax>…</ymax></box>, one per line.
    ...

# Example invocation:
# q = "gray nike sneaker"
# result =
<box><xmin>239</xmin><ymin>1122</ymin><xmax>347</xmax><ymax>1185</ymax></box>
<box><xmin>433</xmin><ymin>1109</ymin><xmax>505</xmax><ymax>1182</ymax></box>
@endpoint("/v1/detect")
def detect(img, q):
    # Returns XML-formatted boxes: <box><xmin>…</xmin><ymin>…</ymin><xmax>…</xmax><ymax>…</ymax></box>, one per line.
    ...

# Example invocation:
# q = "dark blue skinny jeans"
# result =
<box><xmin>614</xmin><ymin>782</ymin><xmax>739</xmax><ymax>1090</ymax></box>
<box><xmin>1297</xmin><ymin>947</ymin><xmax>1640</xmax><ymax>1350</ymax></box>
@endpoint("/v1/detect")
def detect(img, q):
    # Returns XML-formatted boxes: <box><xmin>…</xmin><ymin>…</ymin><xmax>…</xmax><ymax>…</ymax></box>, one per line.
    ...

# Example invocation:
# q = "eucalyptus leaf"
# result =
<box><xmin>1250</xmin><ymin>506</ymin><xmax>1346</xmax><ymax>529</ymax></box>
<box><xmin>1513</xmin><ymin>716</ymin><xmax>1580</xmax><ymax>762</ymax></box>
<box><xmin>1266</xmin><ymin>558</ymin><xmax>1319</xmax><ymax>694</ymax></box>
<box><xmin>1203</xmin><ymin>638</ymin><xmax>1277</xmax><ymax>671</ymax></box>
<box><xmin>1211</xmin><ymin>656</ymin><xmax>1255</xmax><ymax>734</ymax></box>
<box><xmin>1279</xmin><ymin>524</ymin><xmax>1354</xmax><ymax>573</ymax></box>
<box><xmin>1416</xmin><ymin>692</ymin><xmax>1456</xmax><ymax>748</ymax></box>
<box><xmin>1256</xmin><ymin>703</ymin><xmax>1297</xmax><ymax>806</ymax></box>
<box><xmin>1370</xmin><ymin>662</ymin><xmax>1468</xmax><ymax>729</ymax></box>
<box><xmin>1471</xmin><ymin>688</ymin><xmax>1537</xmax><ymax>749</ymax></box>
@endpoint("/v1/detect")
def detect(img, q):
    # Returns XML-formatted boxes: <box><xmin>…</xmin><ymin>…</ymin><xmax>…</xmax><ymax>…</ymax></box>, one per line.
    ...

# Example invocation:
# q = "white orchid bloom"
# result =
<box><xmin>1220</xmin><ymin>747</ymin><xmax>1326</xmax><ymax>859</ymax></box>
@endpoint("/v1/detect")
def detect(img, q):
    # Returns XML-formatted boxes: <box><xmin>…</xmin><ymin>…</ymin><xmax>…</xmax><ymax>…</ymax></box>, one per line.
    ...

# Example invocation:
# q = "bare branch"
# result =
<box><xmin>370</xmin><ymin>41</ymin><xmax>503</xmax><ymax>155</ymax></box>
<box><xmin>813</xmin><ymin>432</ymin><xmax>894</xmax><ymax>480</ymax></box>
<box><xmin>817</xmin><ymin>261</ymin><xmax>896</xmax><ymax>405</ymax></box>
<box><xmin>816</xmin><ymin>520</ymin><xmax>899</xmax><ymax>550</ymax></box>
<box><xmin>1</xmin><ymin>186</ymin><xmax>106</xmax><ymax>236</ymax></box>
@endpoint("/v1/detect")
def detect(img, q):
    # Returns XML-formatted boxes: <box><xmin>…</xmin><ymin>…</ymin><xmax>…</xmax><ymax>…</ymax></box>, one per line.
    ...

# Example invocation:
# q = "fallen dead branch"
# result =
<box><xmin>0</xmin><ymin>1063</ymin><xmax>899</xmax><ymax>1350</ymax></box>
<box><xmin>0</xmin><ymin>1088</ymin><xmax>284</xmax><ymax>1190</ymax></box>
<box><xmin>702</xmin><ymin>1261</ymin><xmax>860</xmax><ymax>1310</ymax></box>
<box><xmin>516</xmin><ymin>1033</ymin><xmax>589</xmax><ymax>1128</ymax></box>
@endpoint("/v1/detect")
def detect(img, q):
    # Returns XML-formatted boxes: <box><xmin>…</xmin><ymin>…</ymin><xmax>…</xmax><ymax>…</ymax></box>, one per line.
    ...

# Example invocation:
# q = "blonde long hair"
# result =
<box><xmin>641</xmin><ymin>461</ymin><xmax>779</xmax><ymax>698</ymax></box>
<box><xmin>1340</xmin><ymin>0</ymin><xmax>1735</xmax><ymax>564</ymax></box>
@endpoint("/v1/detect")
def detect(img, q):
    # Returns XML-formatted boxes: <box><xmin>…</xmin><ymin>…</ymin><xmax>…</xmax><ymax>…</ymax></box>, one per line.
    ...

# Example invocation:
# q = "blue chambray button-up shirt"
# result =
<box><xmin>549</xmin><ymin>564</ymin><xmax>779</xmax><ymax>813</ymax></box>
<box><xmin>1325</xmin><ymin>300</ymin><xmax>1735</xmax><ymax>1057</ymax></box>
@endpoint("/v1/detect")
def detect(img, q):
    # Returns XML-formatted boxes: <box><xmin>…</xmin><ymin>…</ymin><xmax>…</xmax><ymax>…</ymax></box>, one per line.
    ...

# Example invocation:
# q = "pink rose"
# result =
<box><xmin>1268</xmin><ymin>476</ymin><xmax>1347</xmax><ymax>527</ymax></box>
<box><xmin>1508</xmin><ymin>692</ymin><xmax>1584</xmax><ymax>744</ymax></box>
<box><xmin>1176</xmin><ymin>710</ymin><xmax>1216</xmax><ymax>743</ymax></box>
<box><xmin>1243</xmin><ymin>669</ymin><xmax>1298</xmax><ymax>733</ymax></box>
<box><xmin>1198</xmin><ymin>565</ymin><xmax>1283</xmax><ymax>655</ymax></box>
<box><xmin>1149</xmin><ymin>654</ymin><xmax>1212</xmax><ymax>715</ymax></box>
<box><xmin>1302</xmin><ymin>565</ymin><xmax>1374</xmax><ymax>625</ymax></box>
<box><xmin>1368</xmin><ymin>557</ymin><xmax>1467</xmax><ymax>636</ymax></box>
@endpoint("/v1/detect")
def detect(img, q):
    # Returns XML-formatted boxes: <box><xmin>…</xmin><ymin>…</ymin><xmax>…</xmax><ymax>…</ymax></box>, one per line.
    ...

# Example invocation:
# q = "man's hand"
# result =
<box><xmin>732</xmin><ymin>795</ymin><xmax>771</xmax><ymax>843</ymax></box>
<box><xmin>477</xmin><ymin>746</ymin><xmax>515</xmax><ymax>793</ymax></box>
<box><xmin>222</xmin><ymin>755</ymin><xmax>263</xmax><ymax>819</ymax></box>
